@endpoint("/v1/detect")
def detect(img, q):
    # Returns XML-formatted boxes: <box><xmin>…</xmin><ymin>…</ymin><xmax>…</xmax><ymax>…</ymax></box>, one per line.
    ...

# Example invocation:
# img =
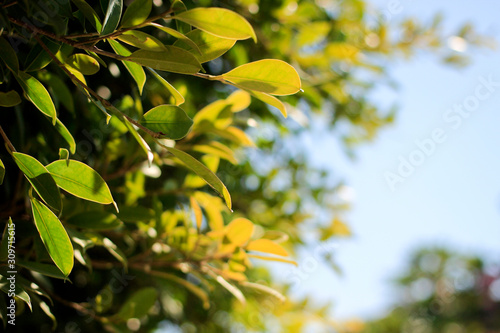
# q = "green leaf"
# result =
<box><xmin>249</xmin><ymin>90</ymin><xmax>287</xmax><ymax>117</ymax></box>
<box><xmin>121</xmin><ymin>0</ymin><xmax>152</xmax><ymax>28</ymax></box>
<box><xmin>165</xmin><ymin>146</ymin><xmax>231</xmax><ymax>210</ymax></box>
<box><xmin>14</xmin><ymin>71</ymin><xmax>57</xmax><ymax>124</ymax></box>
<box><xmin>46</xmin><ymin>160</ymin><xmax>114</xmax><ymax>205</ymax></box>
<box><xmin>0</xmin><ymin>159</ymin><xmax>4</xmax><ymax>185</ymax></box>
<box><xmin>66</xmin><ymin>53</ymin><xmax>100</xmax><ymax>75</ymax></box>
<box><xmin>53</xmin><ymin>118</ymin><xmax>77</xmax><ymax>154</ymax></box>
<box><xmin>71</xmin><ymin>0</ymin><xmax>102</xmax><ymax>31</ymax></box>
<box><xmin>66</xmin><ymin>211</ymin><xmax>123</xmax><ymax>230</ymax></box>
<box><xmin>101</xmin><ymin>0</ymin><xmax>123</xmax><ymax>35</ymax></box>
<box><xmin>149</xmin><ymin>23</ymin><xmax>201</xmax><ymax>55</ymax></box>
<box><xmin>121</xmin><ymin>115</ymin><xmax>154</xmax><ymax>166</ymax></box>
<box><xmin>126</xmin><ymin>47</ymin><xmax>201</xmax><ymax>74</ymax></box>
<box><xmin>24</xmin><ymin>38</ymin><xmax>61</xmax><ymax>72</ymax></box>
<box><xmin>147</xmin><ymin>68</ymin><xmax>184</xmax><ymax>106</ymax></box>
<box><xmin>31</xmin><ymin>198</ymin><xmax>74</xmax><ymax>277</ymax></box>
<box><xmin>38</xmin><ymin>71</ymin><xmax>75</xmax><ymax>113</ymax></box>
<box><xmin>141</xmin><ymin>105</ymin><xmax>193</xmax><ymax>140</ymax></box>
<box><xmin>151</xmin><ymin>270</ymin><xmax>210</xmax><ymax>309</ymax></box>
<box><xmin>0</xmin><ymin>272</ymin><xmax>31</xmax><ymax>310</ymax></box>
<box><xmin>0</xmin><ymin>90</ymin><xmax>21</xmax><ymax>107</ymax></box>
<box><xmin>173</xmin><ymin>8</ymin><xmax>256</xmax><ymax>42</ymax></box>
<box><xmin>115</xmin><ymin>287</ymin><xmax>158</xmax><ymax>321</ymax></box>
<box><xmin>117</xmin><ymin>30</ymin><xmax>165</xmax><ymax>51</ymax></box>
<box><xmin>108</xmin><ymin>40</ymin><xmax>146</xmax><ymax>95</ymax></box>
<box><xmin>171</xmin><ymin>0</ymin><xmax>190</xmax><ymax>34</ymax></box>
<box><xmin>16</xmin><ymin>260</ymin><xmax>68</xmax><ymax>279</ymax></box>
<box><xmin>173</xmin><ymin>29</ymin><xmax>235</xmax><ymax>63</ymax></box>
<box><xmin>59</xmin><ymin>148</ymin><xmax>69</xmax><ymax>163</ymax></box>
<box><xmin>0</xmin><ymin>37</ymin><xmax>19</xmax><ymax>73</ymax></box>
<box><xmin>0</xmin><ymin>218</ymin><xmax>12</xmax><ymax>261</ymax></box>
<box><xmin>221</xmin><ymin>59</ymin><xmax>301</xmax><ymax>96</ymax></box>
<box><xmin>12</xmin><ymin>152</ymin><xmax>61</xmax><ymax>212</ymax></box>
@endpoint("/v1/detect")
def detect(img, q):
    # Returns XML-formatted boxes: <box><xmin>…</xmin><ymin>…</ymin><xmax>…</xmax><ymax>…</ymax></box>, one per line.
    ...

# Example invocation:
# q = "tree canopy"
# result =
<box><xmin>0</xmin><ymin>0</ymin><xmax>489</xmax><ymax>332</ymax></box>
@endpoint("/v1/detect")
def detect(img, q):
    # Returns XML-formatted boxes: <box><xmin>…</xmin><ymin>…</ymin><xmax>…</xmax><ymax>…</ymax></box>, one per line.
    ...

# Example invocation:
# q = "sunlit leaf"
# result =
<box><xmin>31</xmin><ymin>198</ymin><xmax>74</xmax><ymax>277</ymax></box>
<box><xmin>12</xmin><ymin>152</ymin><xmax>61</xmax><ymax>212</ymax></box>
<box><xmin>248</xmin><ymin>90</ymin><xmax>287</xmax><ymax>117</ymax></box>
<box><xmin>173</xmin><ymin>8</ymin><xmax>256</xmax><ymax>42</ymax></box>
<box><xmin>14</xmin><ymin>71</ymin><xmax>57</xmax><ymax>124</ymax></box>
<box><xmin>165</xmin><ymin>146</ymin><xmax>231</xmax><ymax>210</ymax></box>
<box><xmin>127</xmin><ymin>47</ymin><xmax>201</xmax><ymax>74</ymax></box>
<box><xmin>174</xmin><ymin>29</ymin><xmax>236</xmax><ymax>63</ymax></box>
<box><xmin>108</xmin><ymin>40</ymin><xmax>146</xmax><ymax>95</ymax></box>
<box><xmin>221</xmin><ymin>59</ymin><xmax>301</xmax><ymax>96</ymax></box>
<box><xmin>0</xmin><ymin>90</ymin><xmax>21</xmax><ymax>107</ymax></box>
<box><xmin>147</xmin><ymin>68</ymin><xmax>184</xmax><ymax>105</ymax></box>
<box><xmin>0</xmin><ymin>272</ymin><xmax>31</xmax><ymax>309</ymax></box>
<box><xmin>121</xmin><ymin>0</ymin><xmax>152</xmax><ymax>28</ymax></box>
<box><xmin>66</xmin><ymin>53</ymin><xmax>100</xmax><ymax>75</ymax></box>
<box><xmin>246</xmin><ymin>239</ymin><xmax>289</xmax><ymax>256</ymax></box>
<box><xmin>190</xmin><ymin>197</ymin><xmax>203</xmax><ymax>230</ymax></box>
<box><xmin>247</xmin><ymin>254</ymin><xmax>298</xmax><ymax>266</ymax></box>
<box><xmin>141</xmin><ymin>105</ymin><xmax>193</xmax><ymax>140</ymax></box>
<box><xmin>149</xmin><ymin>23</ymin><xmax>201</xmax><ymax>55</ymax></box>
<box><xmin>117</xmin><ymin>30</ymin><xmax>165</xmax><ymax>51</ymax></box>
<box><xmin>101</xmin><ymin>0</ymin><xmax>123</xmax><ymax>35</ymax></box>
<box><xmin>0</xmin><ymin>159</ymin><xmax>4</xmax><ymax>185</ymax></box>
<box><xmin>225</xmin><ymin>218</ymin><xmax>254</xmax><ymax>246</ymax></box>
<box><xmin>46</xmin><ymin>160</ymin><xmax>114</xmax><ymax>205</ymax></box>
<box><xmin>53</xmin><ymin>118</ymin><xmax>76</xmax><ymax>154</ymax></box>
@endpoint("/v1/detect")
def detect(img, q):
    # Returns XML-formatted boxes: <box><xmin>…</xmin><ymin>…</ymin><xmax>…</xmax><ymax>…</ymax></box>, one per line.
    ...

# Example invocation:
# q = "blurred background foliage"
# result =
<box><xmin>0</xmin><ymin>0</ymin><xmax>495</xmax><ymax>332</ymax></box>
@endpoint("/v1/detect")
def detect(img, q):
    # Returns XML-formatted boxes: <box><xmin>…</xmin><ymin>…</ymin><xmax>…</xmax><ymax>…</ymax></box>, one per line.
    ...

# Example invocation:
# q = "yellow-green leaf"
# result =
<box><xmin>0</xmin><ymin>90</ymin><xmax>21</xmax><ymax>107</ymax></box>
<box><xmin>246</xmin><ymin>238</ymin><xmax>289</xmax><ymax>256</ymax></box>
<box><xmin>12</xmin><ymin>152</ymin><xmax>61</xmax><ymax>212</ymax></box>
<box><xmin>31</xmin><ymin>198</ymin><xmax>74</xmax><ymax>277</ymax></box>
<box><xmin>53</xmin><ymin>118</ymin><xmax>76</xmax><ymax>154</ymax></box>
<box><xmin>190</xmin><ymin>197</ymin><xmax>203</xmax><ymax>230</ymax></box>
<box><xmin>249</xmin><ymin>90</ymin><xmax>287</xmax><ymax>117</ymax></box>
<box><xmin>46</xmin><ymin>160</ymin><xmax>114</xmax><ymax>205</ymax></box>
<box><xmin>16</xmin><ymin>260</ymin><xmax>68</xmax><ymax>280</ymax></box>
<box><xmin>247</xmin><ymin>254</ymin><xmax>297</xmax><ymax>266</ymax></box>
<box><xmin>173</xmin><ymin>8</ymin><xmax>256</xmax><ymax>42</ymax></box>
<box><xmin>0</xmin><ymin>159</ymin><xmax>4</xmax><ymax>185</ymax></box>
<box><xmin>127</xmin><ymin>47</ymin><xmax>201</xmax><ymax>74</ymax></box>
<box><xmin>117</xmin><ymin>30</ymin><xmax>165</xmax><ymax>51</ymax></box>
<box><xmin>141</xmin><ymin>105</ymin><xmax>193</xmax><ymax>140</ymax></box>
<box><xmin>225</xmin><ymin>218</ymin><xmax>254</xmax><ymax>246</ymax></box>
<box><xmin>174</xmin><ymin>29</ymin><xmax>236</xmax><ymax>63</ymax></box>
<box><xmin>66</xmin><ymin>53</ymin><xmax>100</xmax><ymax>75</ymax></box>
<box><xmin>149</xmin><ymin>23</ymin><xmax>201</xmax><ymax>55</ymax></box>
<box><xmin>121</xmin><ymin>0</ymin><xmax>152</xmax><ymax>28</ymax></box>
<box><xmin>165</xmin><ymin>146</ymin><xmax>231</xmax><ymax>210</ymax></box>
<box><xmin>147</xmin><ymin>68</ymin><xmax>184</xmax><ymax>105</ymax></box>
<box><xmin>221</xmin><ymin>59</ymin><xmax>301</xmax><ymax>96</ymax></box>
<box><xmin>108</xmin><ymin>40</ymin><xmax>146</xmax><ymax>94</ymax></box>
<box><xmin>14</xmin><ymin>71</ymin><xmax>57</xmax><ymax>124</ymax></box>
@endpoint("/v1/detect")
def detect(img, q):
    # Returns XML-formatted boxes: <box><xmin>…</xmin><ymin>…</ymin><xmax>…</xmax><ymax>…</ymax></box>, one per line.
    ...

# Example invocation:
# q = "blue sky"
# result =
<box><xmin>288</xmin><ymin>0</ymin><xmax>500</xmax><ymax>320</ymax></box>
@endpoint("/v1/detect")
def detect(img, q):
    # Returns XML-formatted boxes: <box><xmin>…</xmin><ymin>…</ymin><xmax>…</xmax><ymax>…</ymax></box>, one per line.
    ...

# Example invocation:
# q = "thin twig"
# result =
<box><xmin>0</xmin><ymin>125</ymin><xmax>16</xmax><ymax>152</ymax></box>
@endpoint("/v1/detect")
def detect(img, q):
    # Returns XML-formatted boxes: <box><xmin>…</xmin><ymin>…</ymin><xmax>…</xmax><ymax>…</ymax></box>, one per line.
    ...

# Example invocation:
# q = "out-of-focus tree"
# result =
<box><xmin>346</xmin><ymin>248</ymin><xmax>500</xmax><ymax>333</ymax></box>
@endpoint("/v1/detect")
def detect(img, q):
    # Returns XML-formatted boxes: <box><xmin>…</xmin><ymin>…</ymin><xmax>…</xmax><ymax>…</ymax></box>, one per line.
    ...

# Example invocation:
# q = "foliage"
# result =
<box><xmin>348</xmin><ymin>248</ymin><xmax>500</xmax><ymax>333</ymax></box>
<box><xmin>0</xmin><ymin>0</ymin><xmax>488</xmax><ymax>332</ymax></box>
